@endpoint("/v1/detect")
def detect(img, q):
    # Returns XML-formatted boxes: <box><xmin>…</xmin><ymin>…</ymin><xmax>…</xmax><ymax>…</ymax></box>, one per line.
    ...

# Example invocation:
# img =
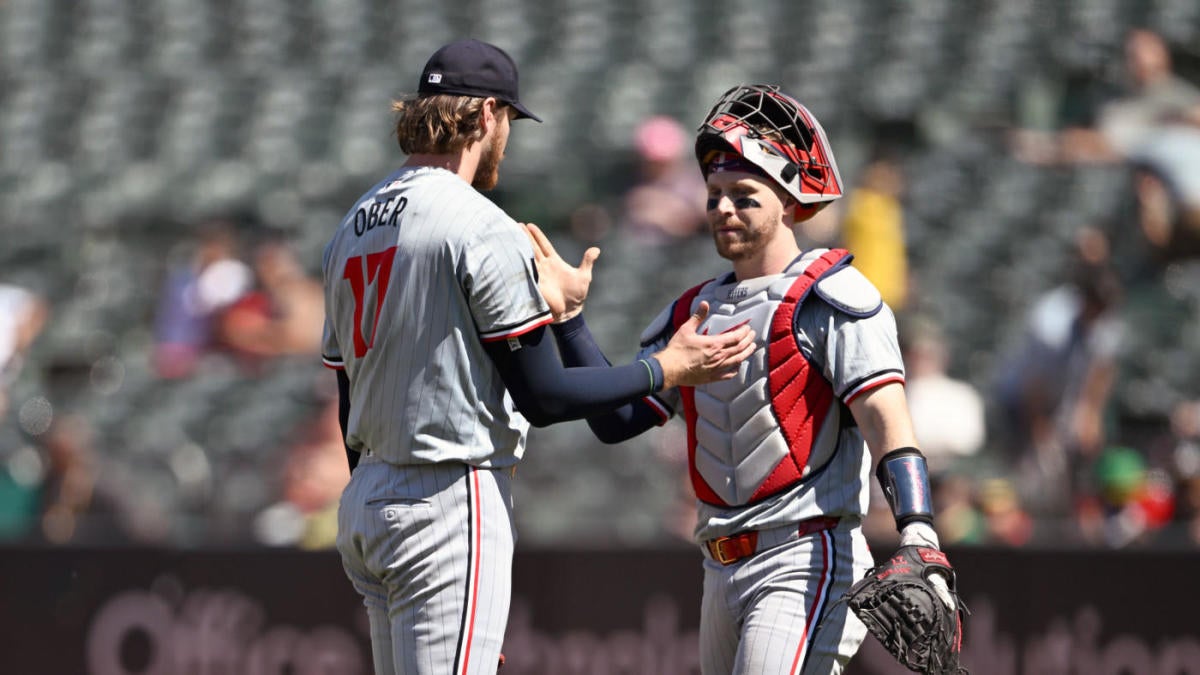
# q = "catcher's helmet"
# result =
<box><xmin>696</xmin><ymin>84</ymin><xmax>843</xmax><ymax>219</ymax></box>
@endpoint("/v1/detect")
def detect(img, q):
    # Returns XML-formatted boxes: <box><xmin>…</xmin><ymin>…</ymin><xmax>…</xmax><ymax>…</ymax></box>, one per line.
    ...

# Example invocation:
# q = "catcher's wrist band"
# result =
<box><xmin>876</xmin><ymin>447</ymin><xmax>934</xmax><ymax>530</ymax></box>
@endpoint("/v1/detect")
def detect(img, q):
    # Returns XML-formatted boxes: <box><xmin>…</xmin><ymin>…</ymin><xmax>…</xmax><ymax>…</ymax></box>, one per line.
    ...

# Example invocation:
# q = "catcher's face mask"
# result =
<box><xmin>696</xmin><ymin>84</ymin><xmax>843</xmax><ymax>208</ymax></box>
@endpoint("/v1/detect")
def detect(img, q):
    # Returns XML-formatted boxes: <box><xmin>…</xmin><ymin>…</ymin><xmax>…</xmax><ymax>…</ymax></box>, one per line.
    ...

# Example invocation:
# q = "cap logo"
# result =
<box><xmin>417</xmin><ymin>39</ymin><xmax>542</xmax><ymax>122</ymax></box>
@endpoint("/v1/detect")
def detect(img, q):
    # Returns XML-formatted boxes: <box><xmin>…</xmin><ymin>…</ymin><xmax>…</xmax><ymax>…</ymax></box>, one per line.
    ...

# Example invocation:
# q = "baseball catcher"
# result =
<box><xmin>528</xmin><ymin>82</ymin><xmax>970</xmax><ymax>674</ymax></box>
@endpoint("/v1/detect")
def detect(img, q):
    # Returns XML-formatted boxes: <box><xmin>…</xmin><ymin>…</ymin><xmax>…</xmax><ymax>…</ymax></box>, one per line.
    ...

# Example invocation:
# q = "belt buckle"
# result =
<box><xmin>706</xmin><ymin>538</ymin><xmax>734</xmax><ymax>565</ymax></box>
<box><xmin>707</xmin><ymin>531</ymin><xmax>758</xmax><ymax>565</ymax></box>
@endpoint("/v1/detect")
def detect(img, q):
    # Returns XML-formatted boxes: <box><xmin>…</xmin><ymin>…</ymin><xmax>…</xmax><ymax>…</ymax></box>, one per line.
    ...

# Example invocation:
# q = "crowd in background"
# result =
<box><xmin>0</xmin><ymin>220</ymin><xmax>348</xmax><ymax>548</ymax></box>
<box><xmin>2</xmin><ymin>11</ymin><xmax>1200</xmax><ymax>551</ymax></box>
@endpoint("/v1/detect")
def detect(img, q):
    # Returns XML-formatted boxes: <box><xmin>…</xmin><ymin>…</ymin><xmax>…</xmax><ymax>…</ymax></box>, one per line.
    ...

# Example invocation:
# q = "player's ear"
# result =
<box><xmin>780</xmin><ymin>194</ymin><xmax>798</xmax><ymax>223</ymax></box>
<box><xmin>481</xmin><ymin>97</ymin><xmax>501</xmax><ymax>131</ymax></box>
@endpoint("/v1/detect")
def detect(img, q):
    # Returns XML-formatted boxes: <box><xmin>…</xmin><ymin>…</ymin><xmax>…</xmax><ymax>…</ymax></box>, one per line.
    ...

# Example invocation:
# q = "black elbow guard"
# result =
<box><xmin>875</xmin><ymin>447</ymin><xmax>934</xmax><ymax>530</ymax></box>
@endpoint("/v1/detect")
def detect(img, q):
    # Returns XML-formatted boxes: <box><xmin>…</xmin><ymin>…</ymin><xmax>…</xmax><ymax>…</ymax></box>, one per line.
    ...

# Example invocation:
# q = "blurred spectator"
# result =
<box><xmin>1075</xmin><ymin>446</ymin><xmax>1176</xmax><ymax>548</ymax></box>
<box><xmin>0</xmin><ymin>283</ymin><xmax>49</xmax><ymax>417</ymax></box>
<box><xmin>614</xmin><ymin>116</ymin><xmax>708</xmax><ymax>245</ymax></box>
<box><xmin>991</xmin><ymin>227</ymin><xmax>1124</xmax><ymax>504</ymax></box>
<box><xmin>1075</xmin><ymin>29</ymin><xmax>1200</xmax><ymax>263</ymax></box>
<box><xmin>152</xmin><ymin>221</ymin><xmax>253</xmax><ymax>378</ymax></box>
<box><xmin>1166</xmin><ymin>400</ymin><xmax>1200</xmax><ymax>545</ymax></box>
<box><xmin>1094</xmin><ymin>29</ymin><xmax>1200</xmax><ymax>159</ymax></box>
<box><xmin>839</xmin><ymin>151</ymin><xmax>910</xmax><ymax>310</ymax></box>
<box><xmin>977</xmin><ymin>478</ymin><xmax>1035</xmax><ymax>547</ymax></box>
<box><xmin>1128</xmin><ymin>126</ymin><xmax>1200</xmax><ymax>261</ymax></box>
<box><xmin>215</xmin><ymin>237</ymin><xmax>324</xmax><ymax>370</ymax></box>
<box><xmin>1184</xmin><ymin>477</ymin><xmax>1200</xmax><ymax>546</ymax></box>
<box><xmin>19</xmin><ymin>413</ymin><xmax>137</xmax><ymax>545</ymax></box>
<box><xmin>35</xmin><ymin>414</ymin><xmax>102</xmax><ymax>544</ymax></box>
<box><xmin>255</xmin><ymin>398</ymin><xmax>349</xmax><ymax>549</ymax></box>
<box><xmin>901</xmin><ymin>317</ymin><xmax>986</xmax><ymax>475</ymax></box>
<box><xmin>1013</xmin><ymin>28</ymin><xmax>1200</xmax><ymax>166</ymax></box>
<box><xmin>0</xmin><ymin>458</ymin><xmax>41</xmax><ymax>541</ymax></box>
<box><xmin>932</xmin><ymin>474</ymin><xmax>986</xmax><ymax>546</ymax></box>
<box><xmin>282</xmin><ymin>398</ymin><xmax>349</xmax><ymax>549</ymax></box>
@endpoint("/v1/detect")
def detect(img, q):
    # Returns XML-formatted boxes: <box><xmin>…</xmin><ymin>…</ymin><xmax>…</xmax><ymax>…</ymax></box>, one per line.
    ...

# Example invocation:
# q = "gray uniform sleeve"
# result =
<box><xmin>796</xmin><ymin>301</ymin><xmax>906</xmax><ymax>404</ymax></box>
<box><xmin>321</xmin><ymin>317</ymin><xmax>344</xmax><ymax>369</ymax></box>
<box><xmin>459</xmin><ymin>218</ymin><xmax>551</xmax><ymax>342</ymax></box>
<box><xmin>320</xmin><ymin>240</ymin><xmax>344</xmax><ymax>369</ymax></box>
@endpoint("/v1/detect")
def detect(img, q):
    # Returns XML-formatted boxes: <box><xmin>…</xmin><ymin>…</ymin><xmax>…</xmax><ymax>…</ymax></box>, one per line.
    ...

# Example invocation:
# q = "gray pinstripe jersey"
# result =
<box><xmin>636</xmin><ymin>251</ymin><xmax>906</xmax><ymax>543</ymax></box>
<box><xmin>321</xmin><ymin>166</ymin><xmax>551</xmax><ymax>468</ymax></box>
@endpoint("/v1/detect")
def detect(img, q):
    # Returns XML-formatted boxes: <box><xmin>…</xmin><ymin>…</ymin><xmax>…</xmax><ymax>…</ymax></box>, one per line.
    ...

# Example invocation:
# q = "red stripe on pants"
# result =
<box><xmin>789</xmin><ymin>528</ymin><xmax>832</xmax><ymax>674</ymax></box>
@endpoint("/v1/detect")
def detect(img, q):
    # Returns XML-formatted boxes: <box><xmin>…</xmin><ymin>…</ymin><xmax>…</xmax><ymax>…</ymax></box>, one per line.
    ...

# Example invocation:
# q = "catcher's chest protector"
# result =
<box><xmin>672</xmin><ymin>249</ymin><xmax>850</xmax><ymax>507</ymax></box>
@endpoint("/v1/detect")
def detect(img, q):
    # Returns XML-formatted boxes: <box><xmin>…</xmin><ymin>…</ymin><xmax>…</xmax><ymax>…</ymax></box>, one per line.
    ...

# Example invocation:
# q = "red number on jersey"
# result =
<box><xmin>342</xmin><ymin>246</ymin><xmax>398</xmax><ymax>358</ymax></box>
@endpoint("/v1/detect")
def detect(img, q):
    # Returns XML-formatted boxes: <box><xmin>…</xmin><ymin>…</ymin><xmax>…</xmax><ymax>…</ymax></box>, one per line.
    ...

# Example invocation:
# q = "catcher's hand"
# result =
<box><xmin>847</xmin><ymin>546</ymin><xmax>967</xmax><ymax>674</ymax></box>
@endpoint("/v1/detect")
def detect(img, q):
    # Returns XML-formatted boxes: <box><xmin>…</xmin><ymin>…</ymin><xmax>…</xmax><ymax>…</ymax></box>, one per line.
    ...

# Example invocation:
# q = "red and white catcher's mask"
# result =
<box><xmin>696</xmin><ymin>84</ymin><xmax>843</xmax><ymax>211</ymax></box>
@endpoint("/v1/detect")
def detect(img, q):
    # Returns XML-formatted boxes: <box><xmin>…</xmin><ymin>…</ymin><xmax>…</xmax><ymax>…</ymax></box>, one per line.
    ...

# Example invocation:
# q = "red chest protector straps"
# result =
<box><xmin>670</xmin><ymin>249</ymin><xmax>852</xmax><ymax>507</ymax></box>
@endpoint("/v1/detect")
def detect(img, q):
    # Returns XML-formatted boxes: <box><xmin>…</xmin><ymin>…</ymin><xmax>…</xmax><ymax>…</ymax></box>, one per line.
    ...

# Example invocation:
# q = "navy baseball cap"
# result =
<box><xmin>418</xmin><ymin>39</ymin><xmax>542</xmax><ymax>122</ymax></box>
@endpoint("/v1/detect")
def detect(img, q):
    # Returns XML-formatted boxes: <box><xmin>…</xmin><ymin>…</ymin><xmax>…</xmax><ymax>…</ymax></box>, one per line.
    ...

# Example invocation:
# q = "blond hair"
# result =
<box><xmin>392</xmin><ymin>94</ymin><xmax>489</xmax><ymax>155</ymax></box>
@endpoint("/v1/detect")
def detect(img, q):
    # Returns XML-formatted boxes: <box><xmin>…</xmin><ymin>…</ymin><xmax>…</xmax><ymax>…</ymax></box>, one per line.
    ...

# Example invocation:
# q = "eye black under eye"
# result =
<box><xmin>707</xmin><ymin>196</ymin><xmax>763</xmax><ymax>210</ymax></box>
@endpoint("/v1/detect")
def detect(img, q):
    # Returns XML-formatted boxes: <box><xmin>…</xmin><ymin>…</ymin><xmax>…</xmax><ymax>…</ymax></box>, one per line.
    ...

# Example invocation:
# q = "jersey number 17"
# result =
<box><xmin>342</xmin><ymin>246</ymin><xmax>398</xmax><ymax>358</ymax></box>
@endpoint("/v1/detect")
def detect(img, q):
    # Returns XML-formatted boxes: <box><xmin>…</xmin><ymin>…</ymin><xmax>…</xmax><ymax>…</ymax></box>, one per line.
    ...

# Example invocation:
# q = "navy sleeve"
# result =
<box><xmin>552</xmin><ymin>316</ymin><xmax>665</xmax><ymax>442</ymax></box>
<box><xmin>482</xmin><ymin>312</ymin><xmax>662</xmax><ymax>439</ymax></box>
<box><xmin>482</xmin><ymin>322</ymin><xmax>655</xmax><ymax>426</ymax></box>
<box><xmin>550</xmin><ymin>314</ymin><xmax>612</xmax><ymax>367</ymax></box>
<box><xmin>583</xmin><ymin>394</ymin><xmax>665</xmax><ymax>444</ymax></box>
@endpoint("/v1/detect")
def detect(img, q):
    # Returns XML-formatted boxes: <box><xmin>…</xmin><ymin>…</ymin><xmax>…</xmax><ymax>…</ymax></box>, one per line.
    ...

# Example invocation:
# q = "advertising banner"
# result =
<box><xmin>0</xmin><ymin>547</ymin><xmax>1195</xmax><ymax>674</ymax></box>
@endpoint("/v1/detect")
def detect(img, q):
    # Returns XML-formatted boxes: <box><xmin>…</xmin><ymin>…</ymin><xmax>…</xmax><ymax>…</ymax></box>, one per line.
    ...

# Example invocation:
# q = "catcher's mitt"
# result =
<box><xmin>847</xmin><ymin>546</ymin><xmax>967</xmax><ymax>674</ymax></box>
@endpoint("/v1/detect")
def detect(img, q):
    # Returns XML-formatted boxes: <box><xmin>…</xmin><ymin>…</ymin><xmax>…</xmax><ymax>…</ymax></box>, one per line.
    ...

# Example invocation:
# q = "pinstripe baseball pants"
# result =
<box><xmin>337</xmin><ymin>455</ymin><xmax>514</xmax><ymax>675</ymax></box>
<box><xmin>699</xmin><ymin>519</ymin><xmax>872</xmax><ymax>674</ymax></box>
